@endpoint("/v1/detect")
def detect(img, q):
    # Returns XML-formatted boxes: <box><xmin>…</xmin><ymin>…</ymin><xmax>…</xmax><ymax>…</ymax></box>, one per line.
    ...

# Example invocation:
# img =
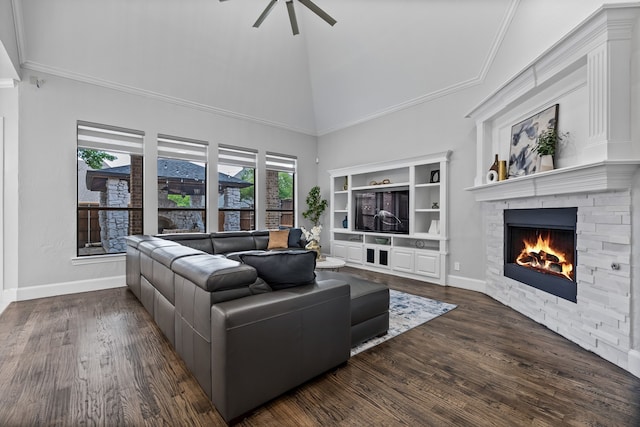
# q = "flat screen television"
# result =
<box><xmin>353</xmin><ymin>190</ymin><xmax>409</xmax><ymax>234</ymax></box>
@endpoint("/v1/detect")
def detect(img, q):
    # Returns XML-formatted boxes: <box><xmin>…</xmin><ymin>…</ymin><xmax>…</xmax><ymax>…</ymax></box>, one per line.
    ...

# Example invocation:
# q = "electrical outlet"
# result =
<box><xmin>454</xmin><ymin>262</ymin><xmax>460</xmax><ymax>271</ymax></box>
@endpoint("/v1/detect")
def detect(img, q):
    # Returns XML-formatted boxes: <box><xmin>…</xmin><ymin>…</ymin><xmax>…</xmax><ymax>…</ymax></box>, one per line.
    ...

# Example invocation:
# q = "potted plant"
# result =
<box><xmin>301</xmin><ymin>186</ymin><xmax>328</xmax><ymax>259</ymax></box>
<box><xmin>534</xmin><ymin>129</ymin><xmax>568</xmax><ymax>172</ymax></box>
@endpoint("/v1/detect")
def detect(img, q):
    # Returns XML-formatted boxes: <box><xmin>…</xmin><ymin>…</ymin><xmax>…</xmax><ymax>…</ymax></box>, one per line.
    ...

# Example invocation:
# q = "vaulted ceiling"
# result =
<box><xmin>5</xmin><ymin>0</ymin><xmax>593</xmax><ymax>136</ymax></box>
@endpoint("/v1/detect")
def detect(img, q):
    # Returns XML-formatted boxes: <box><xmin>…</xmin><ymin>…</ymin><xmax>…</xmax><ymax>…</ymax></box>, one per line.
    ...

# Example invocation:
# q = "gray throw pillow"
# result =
<box><xmin>239</xmin><ymin>250</ymin><xmax>316</xmax><ymax>290</ymax></box>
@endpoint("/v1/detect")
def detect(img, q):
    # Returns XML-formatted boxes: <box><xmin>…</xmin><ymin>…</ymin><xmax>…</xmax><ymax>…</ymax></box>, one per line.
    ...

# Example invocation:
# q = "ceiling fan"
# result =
<box><xmin>220</xmin><ymin>0</ymin><xmax>337</xmax><ymax>35</ymax></box>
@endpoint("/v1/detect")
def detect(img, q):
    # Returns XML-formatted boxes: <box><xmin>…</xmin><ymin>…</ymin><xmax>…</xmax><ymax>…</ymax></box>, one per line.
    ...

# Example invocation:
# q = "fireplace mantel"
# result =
<box><xmin>465</xmin><ymin>161</ymin><xmax>640</xmax><ymax>202</ymax></box>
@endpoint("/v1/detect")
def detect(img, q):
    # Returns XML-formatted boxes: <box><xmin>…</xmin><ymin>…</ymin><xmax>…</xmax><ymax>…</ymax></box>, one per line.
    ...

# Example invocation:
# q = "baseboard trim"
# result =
<box><xmin>5</xmin><ymin>275</ymin><xmax>126</xmax><ymax>303</ymax></box>
<box><xmin>0</xmin><ymin>288</ymin><xmax>17</xmax><ymax>316</ymax></box>
<box><xmin>629</xmin><ymin>350</ymin><xmax>640</xmax><ymax>378</ymax></box>
<box><xmin>447</xmin><ymin>275</ymin><xmax>487</xmax><ymax>293</ymax></box>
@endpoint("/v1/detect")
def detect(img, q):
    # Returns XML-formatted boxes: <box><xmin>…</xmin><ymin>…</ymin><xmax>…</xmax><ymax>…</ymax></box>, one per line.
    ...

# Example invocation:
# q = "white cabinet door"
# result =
<box><xmin>332</xmin><ymin>242</ymin><xmax>347</xmax><ymax>260</ymax></box>
<box><xmin>346</xmin><ymin>245</ymin><xmax>363</xmax><ymax>264</ymax></box>
<box><xmin>392</xmin><ymin>249</ymin><xmax>414</xmax><ymax>273</ymax></box>
<box><xmin>415</xmin><ymin>251</ymin><xmax>440</xmax><ymax>278</ymax></box>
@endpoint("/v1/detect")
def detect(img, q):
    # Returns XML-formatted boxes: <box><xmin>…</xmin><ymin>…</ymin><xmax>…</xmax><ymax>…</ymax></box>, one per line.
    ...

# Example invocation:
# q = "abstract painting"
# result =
<box><xmin>508</xmin><ymin>104</ymin><xmax>558</xmax><ymax>178</ymax></box>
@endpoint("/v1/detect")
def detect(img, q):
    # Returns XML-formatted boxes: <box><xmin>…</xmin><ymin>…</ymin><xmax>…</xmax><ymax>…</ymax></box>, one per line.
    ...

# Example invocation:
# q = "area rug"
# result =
<box><xmin>351</xmin><ymin>289</ymin><xmax>457</xmax><ymax>356</ymax></box>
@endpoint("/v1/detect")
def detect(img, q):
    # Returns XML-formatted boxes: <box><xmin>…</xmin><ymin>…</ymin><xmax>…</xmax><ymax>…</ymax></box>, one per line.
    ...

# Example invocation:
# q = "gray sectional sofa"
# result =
<box><xmin>125</xmin><ymin>229</ymin><xmax>389</xmax><ymax>423</ymax></box>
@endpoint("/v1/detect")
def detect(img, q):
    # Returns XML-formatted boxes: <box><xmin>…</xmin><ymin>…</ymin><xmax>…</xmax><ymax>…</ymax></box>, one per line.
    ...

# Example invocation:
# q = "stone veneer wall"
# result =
<box><xmin>99</xmin><ymin>178</ymin><xmax>130</xmax><ymax>253</ymax></box>
<box><xmin>484</xmin><ymin>189</ymin><xmax>634</xmax><ymax>370</ymax></box>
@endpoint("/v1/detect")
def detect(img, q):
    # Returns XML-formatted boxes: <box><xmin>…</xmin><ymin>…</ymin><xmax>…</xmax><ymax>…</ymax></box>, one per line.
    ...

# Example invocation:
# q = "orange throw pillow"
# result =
<box><xmin>268</xmin><ymin>229</ymin><xmax>290</xmax><ymax>250</ymax></box>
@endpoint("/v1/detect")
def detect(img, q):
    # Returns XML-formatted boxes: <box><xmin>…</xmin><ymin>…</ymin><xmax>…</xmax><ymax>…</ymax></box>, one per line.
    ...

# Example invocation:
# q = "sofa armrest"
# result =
<box><xmin>172</xmin><ymin>254</ymin><xmax>258</xmax><ymax>292</ymax></box>
<box><xmin>209</xmin><ymin>279</ymin><xmax>351</xmax><ymax>423</ymax></box>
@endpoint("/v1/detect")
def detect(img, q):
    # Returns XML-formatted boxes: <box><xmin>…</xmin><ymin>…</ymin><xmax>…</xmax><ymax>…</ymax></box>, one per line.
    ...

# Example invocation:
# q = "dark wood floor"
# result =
<box><xmin>1</xmin><ymin>268</ymin><xmax>639</xmax><ymax>426</ymax></box>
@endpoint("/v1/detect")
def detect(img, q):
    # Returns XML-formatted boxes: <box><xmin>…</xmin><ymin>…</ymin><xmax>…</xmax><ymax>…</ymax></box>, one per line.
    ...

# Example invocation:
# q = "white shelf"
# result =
<box><xmin>465</xmin><ymin>161</ymin><xmax>640</xmax><ymax>202</ymax></box>
<box><xmin>328</xmin><ymin>151</ymin><xmax>451</xmax><ymax>285</ymax></box>
<box><xmin>351</xmin><ymin>182</ymin><xmax>410</xmax><ymax>191</ymax></box>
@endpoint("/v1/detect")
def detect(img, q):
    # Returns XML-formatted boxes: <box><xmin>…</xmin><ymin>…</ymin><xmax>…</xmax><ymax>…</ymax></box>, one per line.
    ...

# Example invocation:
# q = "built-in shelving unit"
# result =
<box><xmin>328</xmin><ymin>151</ymin><xmax>451</xmax><ymax>285</ymax></box>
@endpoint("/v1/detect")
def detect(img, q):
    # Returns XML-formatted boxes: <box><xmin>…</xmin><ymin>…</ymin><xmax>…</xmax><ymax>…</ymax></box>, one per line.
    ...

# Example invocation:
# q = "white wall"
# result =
<box><xmin>8</xmin><ymin>70</ymin><xmax>317</xmax><ymax>294</ymax></box>
<box><xmin>0</xmin><ymin>86</ymin><xmax>18</xmax><ymax>301</ymax></box>
<box><xmin>317</xmin><ymin>1</ymin><xmax>620</xmax><ymax>286</ymax></box>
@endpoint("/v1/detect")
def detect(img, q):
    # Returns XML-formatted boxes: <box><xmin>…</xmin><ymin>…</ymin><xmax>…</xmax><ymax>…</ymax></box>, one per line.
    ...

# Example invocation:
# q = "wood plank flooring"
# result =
<box><xmin>0</xmin><ymin>268</ymin><xmax>639</xmax><ymax>426</ymax></box>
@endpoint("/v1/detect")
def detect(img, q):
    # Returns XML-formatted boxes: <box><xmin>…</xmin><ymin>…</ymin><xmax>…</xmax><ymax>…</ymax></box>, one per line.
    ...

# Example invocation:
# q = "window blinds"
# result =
<box><xmin>266</xmin><ymin>152</ymin><xmax>297</xmax><ymax>173</ymax></box>
<box><xmin>158</xmin><ymin>134</ymin><xmax>208</xmax><ymax>162</ymax></box>
<box><xmin>219</xmin><ymin>145</ymin><xmax>258</xmax><ymax>168</ymax></box>
<box><xmin>77</xmin><ymin>121</ymin><xmax>144</xmax><ymax>154</ymax></box>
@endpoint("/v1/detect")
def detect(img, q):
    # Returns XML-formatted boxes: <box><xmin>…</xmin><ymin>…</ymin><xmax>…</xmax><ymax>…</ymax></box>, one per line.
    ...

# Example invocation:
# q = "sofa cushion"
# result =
<box><xmin>158</xmin><ymin>232</ymin><xmax>214</xmax><ymax>254</ymax></box>
<box><xmin>287</xmin><ymin>227</ymin><xmax>304</xmax><ymax>248</ymax></box>
<box><xmin>267</xmin><ymin>229</ymin><xmax>289</xmax><ymax>250</ymax></box>
<box><xmin>211</xmin><ymin>232</ymin><xmax>257</xmax><ymax>255</ymax></box>
<box><xmin>239</xmin><ymin>250</ymin><xmax>317</xmax><ymax>290</ymax></box>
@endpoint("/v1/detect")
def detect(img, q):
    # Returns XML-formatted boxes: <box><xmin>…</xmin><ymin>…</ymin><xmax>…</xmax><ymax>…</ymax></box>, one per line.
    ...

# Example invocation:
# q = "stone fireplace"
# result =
<box><xmin>504</xmin><ymin>207</ymin><xmax>577</xmax><ymax>302</ymax></box>
<box><xmin>480</xmin><ymin>179</ymin><xmax>637</xmax><ymax>373</ymax></box>
<box><xmin>465</xmin><ymin>5</ymin><xmax>640</xmax><ymax>377</ymax></box>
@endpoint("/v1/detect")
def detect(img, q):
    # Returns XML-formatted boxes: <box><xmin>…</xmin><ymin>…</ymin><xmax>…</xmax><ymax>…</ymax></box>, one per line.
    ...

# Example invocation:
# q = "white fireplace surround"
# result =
<box><xmin>466</xmin><ymin>4</ymin><xmax>640</xmax><ymax>377</ymax></box>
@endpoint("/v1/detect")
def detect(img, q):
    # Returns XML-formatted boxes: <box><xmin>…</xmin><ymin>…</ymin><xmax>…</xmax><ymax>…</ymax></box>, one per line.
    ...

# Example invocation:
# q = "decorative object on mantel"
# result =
<box><xmin>534</xmin><ymin>128</ymin><xmax>569</xmax><ymax>172</ymax></box>
<box><xmin>432</xmin><ymin>202</ymin><xmax>439</xmax><ymax>209</ymax></box>
<box><xmin>489</xmin><ymin>154</ymin><xmax>499</xmax><ymax>173</ymax></box>
<box><xmin>430</xmin><ymin>170</ymin><xmax>440</xmax><ymax>183</ymax></box>
<box><xmin>498</xmin><ymin>160</ymin><xmax>507</xmax><ymax>181</ymax></box>
<box><xmin>508</xmin><ymin>104</ymin><xmax>559</xmax><ymax>178</ymax></box>
<box><xmin>428</xmin><ymin>219</ymin><xmax>440</xmax><ymax>235</ymax></box>
<box><xmin>486</xmin><ymin>154</ymin><xmax>500</xmax><ymax>182</ymax></box>
<box><xmin>342</xmin><ymin>176</ymin><xmax>348</xmax><ymax>191</ymax></box>
<box><xmin>342</xmin><ymin>215</ymin><xmax>348</xmax><ymax>228</ymax></box>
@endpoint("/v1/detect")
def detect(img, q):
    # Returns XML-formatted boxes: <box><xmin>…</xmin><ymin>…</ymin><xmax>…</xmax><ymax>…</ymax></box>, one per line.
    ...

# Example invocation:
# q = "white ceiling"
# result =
<box><xmin>14</xmin><ymin>0</ymin><xmax>517</xmax><ymax>135</ymax></box>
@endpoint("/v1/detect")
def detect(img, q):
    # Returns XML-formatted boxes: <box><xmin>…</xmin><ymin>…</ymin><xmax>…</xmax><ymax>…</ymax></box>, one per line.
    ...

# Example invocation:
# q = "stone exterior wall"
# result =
<box><xmin>129</xmin><ymin>155</ymin><xmax>143</xmax><ymax>234</ymax></box>
<box><xmin>484</xmin><ymin>190</ymin><xmax>634</xmax><ymax>370</ymax></box>
<box><xmin>265</xmin><ymin>170</ymin><xmax>281</xmax><ymax>229</ymax></box>
<box><xmin>157</xmin><ymin>190</ymin><xmax>205</xmax><ymax>233</ymax></box>
<box><xmin>99</xmin><ymin>178</ymin><xmax>130</xmax><ymax>253</ymax></box>
<box><xmin>222</xmin><ymin>187</ymin><xmax>241</xmax><ymax>231</ymax></box>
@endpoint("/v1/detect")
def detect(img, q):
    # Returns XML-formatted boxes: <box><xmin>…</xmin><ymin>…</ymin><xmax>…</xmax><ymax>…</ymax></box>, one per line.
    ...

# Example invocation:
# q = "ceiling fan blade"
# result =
<box><xmin>286</xmin><ymin>1</ymin><xmax>299</xmax><ymax>35</ymax></box>
<box><xmin>253</xmin><ymin>0</ymin><xmax>278</xmax><ymax>28</ymax></box>
<box><xmin>297</xmin><ymin>0</ymin><xmax>336</xmax><ymax>26</ymax></box>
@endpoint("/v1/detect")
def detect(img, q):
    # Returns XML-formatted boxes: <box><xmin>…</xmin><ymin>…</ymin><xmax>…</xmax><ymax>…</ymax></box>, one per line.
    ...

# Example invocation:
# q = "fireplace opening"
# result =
<box><xmin>504</xmin><ymin>208</ymin><xmax>577</xmax><ymax>303</ymax></box>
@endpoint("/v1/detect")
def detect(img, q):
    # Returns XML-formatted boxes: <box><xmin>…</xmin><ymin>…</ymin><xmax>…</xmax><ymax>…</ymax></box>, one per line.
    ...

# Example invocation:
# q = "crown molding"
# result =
<box><xmin>316</xmin><ymin>0</ymin><xmax>519</xmax><ymax>136</ymax></box>
<box><xmin>14</xmin><ymin>0</ymin><xmax>519</xmax><ymax>138</ymax></box>
<box><xmin>20</xmin><ymin>61</ymin><xmax>318</xmax><ymax>137</ymax></box>
<box><xmin>0</xmin><ymin>79</ymin><xmax>18</xmax><ymax>88</ymax></box>
<box><xmin>11</xmin><ymin>0</ymin><xmax>26</xmax><ymax>66</ymax></box>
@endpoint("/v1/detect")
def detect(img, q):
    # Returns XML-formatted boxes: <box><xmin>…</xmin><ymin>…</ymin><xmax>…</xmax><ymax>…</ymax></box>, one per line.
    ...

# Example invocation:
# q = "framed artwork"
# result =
<box><xmin>430</xmin><ymin>170</ymin><xmax>440</xmax><ymax>183</ymax></box>
<box><xmin>508</xmin><ymin>104</ymin><xmax>558</xmax><ymax>178</ymax></box>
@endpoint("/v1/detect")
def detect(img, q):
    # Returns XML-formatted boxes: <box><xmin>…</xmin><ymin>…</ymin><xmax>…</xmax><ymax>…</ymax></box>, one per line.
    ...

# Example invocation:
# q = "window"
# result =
<box><xmin>265</xmin><ymin>152</ymin><xmax>296</xmax><ymax>229</ymax></box>
<box><xmin>218</xmin><ymin>146</ymin><xmax>257</xmax><ymax>231</ymax></box>
<box><xmin>157</xmin><ymin>135</ymin><xmax>208</xmax><ymax>234</ymax></box>
<box><xmin>77</xmin><ymin>121</ymin><xmax>144</xmax><ymax>256</ymax></box>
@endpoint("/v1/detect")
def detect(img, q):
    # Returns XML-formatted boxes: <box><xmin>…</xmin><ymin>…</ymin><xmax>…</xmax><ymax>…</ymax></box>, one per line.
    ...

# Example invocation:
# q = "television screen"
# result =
<box><xmin>353</xmin><ymin>190</ymin><xmax>409</xmax><ymax>234</ymax></box>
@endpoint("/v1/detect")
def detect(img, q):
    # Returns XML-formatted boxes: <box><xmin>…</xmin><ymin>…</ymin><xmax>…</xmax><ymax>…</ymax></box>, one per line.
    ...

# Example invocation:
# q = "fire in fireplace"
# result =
<box><xmin>515</xmin><ymin>230</ymin><xmax>574</xmax><ymax>280</ymax></box>
<box><xmin>504</xmin><ymin>208</ymin><xmax>577</xmax><ymax>302</ymax></box>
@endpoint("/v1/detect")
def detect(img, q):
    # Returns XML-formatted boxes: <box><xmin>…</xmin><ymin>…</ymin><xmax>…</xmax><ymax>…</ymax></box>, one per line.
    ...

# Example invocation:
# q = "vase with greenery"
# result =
<box><xmin>302</xmin><ymin>185</ymin><xmax>328</xmax><ymax>226</ymax></box>
<box><xmin>534</xmin><ymin>129</ymin><xmax>568</xmax><ymax>172</ymax></box>
<box><xmin>301</xmin><ymin>186</ymin><xmax>327</xmax><ymax>259</ymax></box>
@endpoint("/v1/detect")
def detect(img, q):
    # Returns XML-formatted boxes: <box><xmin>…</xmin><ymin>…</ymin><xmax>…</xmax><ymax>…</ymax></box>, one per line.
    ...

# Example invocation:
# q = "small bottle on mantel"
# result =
<box><xmin>489</xmin><ymin>154</ymin><xmax>499</xmax><ymax>172</ymax></box>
